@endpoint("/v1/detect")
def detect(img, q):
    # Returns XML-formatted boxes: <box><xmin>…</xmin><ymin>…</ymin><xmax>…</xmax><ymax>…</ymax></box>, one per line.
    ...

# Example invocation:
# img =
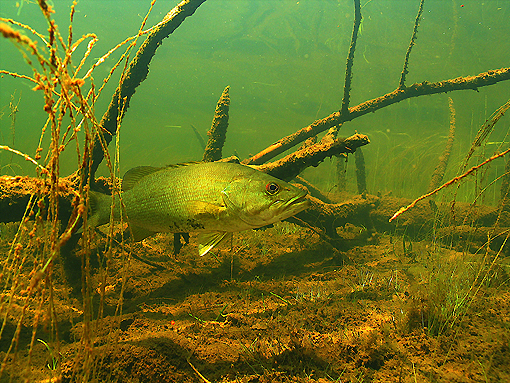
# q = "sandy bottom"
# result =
<box><xmin>2</xmin><ymin>221</ymin><xmax>509</xmax><ymax>382</ymax></box>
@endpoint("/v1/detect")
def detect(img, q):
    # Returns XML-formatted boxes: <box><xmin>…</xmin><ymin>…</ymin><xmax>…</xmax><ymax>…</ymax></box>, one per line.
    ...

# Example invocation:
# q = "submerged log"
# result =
<box><xmin>0</xmin><ymin>175</ymin><xmax>76</xmax><ymax>224</ymax></box>
<box><xmin>2</xmin><ymin>175</ymin><xmax>509</xmax><ymax>254</ymax></box>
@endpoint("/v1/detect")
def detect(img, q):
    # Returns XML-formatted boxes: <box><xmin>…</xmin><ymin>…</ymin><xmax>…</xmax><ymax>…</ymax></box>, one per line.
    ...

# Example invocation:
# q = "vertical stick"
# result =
<box><xmin>428</xmin><ymin>97</ymin><xmax>456</xmax><ymax>193</ymax></box>
<box><xmin>501</xmin><ymin>157</ymin><xmax>510</xmax><ymax>211</ymax></box>
<box><xmin>398</xmin><ymin>0</ymin><xmax>425</xmax><ymax>90</ymax></box>
<box><xmin>355</xmin><ymin>148</ymin><xmax>366</xmax><ymax>194</ymax></box>
<box><xmin>336</xmin><ymin>154</ymin><xmax>347</xmax><ymax>192</ymax></box>
<box><xmin>340</xmin><ymin>0</ymin><xmax>362</xmax><ymax>117</ymax></box>
<box><xmin>203</xmin><ymin>86</ymin><xmax>230</xmax><ymax>162</ymax></box>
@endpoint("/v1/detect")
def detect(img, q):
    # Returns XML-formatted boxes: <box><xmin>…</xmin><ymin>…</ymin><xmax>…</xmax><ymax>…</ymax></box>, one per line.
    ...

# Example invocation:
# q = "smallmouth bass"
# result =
<box><xmin>88</xmin><ymin>162</ymin><xmax>309</xmax><ymax>255</ymax></box>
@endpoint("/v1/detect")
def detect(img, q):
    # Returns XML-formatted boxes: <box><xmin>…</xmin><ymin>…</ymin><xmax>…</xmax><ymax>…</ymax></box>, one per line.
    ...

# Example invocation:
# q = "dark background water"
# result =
<box><xmin>1</xmin><ymin>0</ymin><xmax>509</xmax><ymax>203</ymax></box>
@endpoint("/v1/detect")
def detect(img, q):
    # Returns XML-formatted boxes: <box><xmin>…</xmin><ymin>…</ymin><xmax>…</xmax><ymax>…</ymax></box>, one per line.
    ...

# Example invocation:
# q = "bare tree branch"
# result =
<box><xmin>399</xmin><ymin>0</ymin><xmax>425</xmax><ymax>90</ymax></box>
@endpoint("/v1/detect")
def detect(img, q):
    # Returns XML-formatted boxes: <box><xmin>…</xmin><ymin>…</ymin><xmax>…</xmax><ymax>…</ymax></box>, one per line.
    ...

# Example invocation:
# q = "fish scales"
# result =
<box><xmin>123</xmin><ymin>163</ymin><xmax>244</xmax><ymax>232</ymax></box>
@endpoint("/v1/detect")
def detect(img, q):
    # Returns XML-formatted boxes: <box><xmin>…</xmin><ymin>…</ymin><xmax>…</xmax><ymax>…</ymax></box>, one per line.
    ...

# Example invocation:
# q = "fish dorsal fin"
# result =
<box><xmin>122</xmin><ymin>166</ymin><xmax>163</xmax><ymax>191</ymax></box>
<box><xmin>122</xmin><ymin>162</ymin><xmax>201</xmax><ymax>191</ymax></box>
<box><xmin>166</xmin><ymin>161</ymin><xmax>201</xmax><ymax>168</ymax></box>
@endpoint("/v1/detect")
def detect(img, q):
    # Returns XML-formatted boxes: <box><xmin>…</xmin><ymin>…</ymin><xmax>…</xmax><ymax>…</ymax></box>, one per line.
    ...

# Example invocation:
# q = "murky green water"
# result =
<box><xmin>1</xmin><ymin>0</ymin><xmax>509</xmax><ymax>202</ymax></box>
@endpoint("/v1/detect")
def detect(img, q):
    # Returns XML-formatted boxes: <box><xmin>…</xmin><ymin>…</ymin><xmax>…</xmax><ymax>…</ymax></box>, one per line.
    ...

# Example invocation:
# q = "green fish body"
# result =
<box><xmin>89</xmin><ymin>162</ymin><xmax>309</xmax><ymax>255</ymax></box>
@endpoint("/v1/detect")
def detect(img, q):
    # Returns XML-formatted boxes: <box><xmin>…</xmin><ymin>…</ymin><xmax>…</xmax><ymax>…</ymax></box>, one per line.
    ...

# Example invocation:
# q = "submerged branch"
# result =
<box><xmin>254</xmin><ymin>134</ymin><xmax>369</xmax><ymax>182</ymax></box>
<box><xmin>243</xmin><ymin>67</ymin><xmax>510</xmax><ymax>166</ymax></box>
<box><xmin>203</xmin><ymin>86</ymin><xmax>230</xmax><ymax>162</ymax></box>
<box><xmin>390</xmin><ymin>147</ymin><xmax>510</xmax><ymax>222</ymax></box>
<box><xmin>340</xmin><ymin>0</ymin><xmax>362</xmax><ymax>117</ymax></box>
<box><xmin>428</xmin><ymin>97</ymin><xmax>456</xmax><ymax>193</ymax></box>
<box><xmin>399</xmin><ymin>0</ymin><xmax>425</xmax><ymax>89</ymax></box>
<box><xmin>354</xmin><ymin>148</ymin><xmax>366</xmax><ymax>194</ymax></box>
<box><xmin>89</xmin><ymin>0</ymin><xmax>207</xmax><ymax>179</ymax></box>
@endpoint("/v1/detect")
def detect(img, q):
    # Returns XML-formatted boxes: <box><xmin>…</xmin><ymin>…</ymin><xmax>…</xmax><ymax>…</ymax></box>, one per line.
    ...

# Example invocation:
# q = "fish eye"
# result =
<box><xmin>265</xmin><ymin>182</ymin><xmax>280</xmax><ymax>195</ymax></box>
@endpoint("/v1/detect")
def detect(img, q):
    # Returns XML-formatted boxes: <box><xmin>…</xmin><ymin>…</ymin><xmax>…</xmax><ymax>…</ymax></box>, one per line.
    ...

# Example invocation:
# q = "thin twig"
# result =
<box><xmin>390</xmin><ymin>147</ymin><xmax>510</xmax><ymax>222</ymax></box>
<box><xmin>0</xmin><ymin>145</ymin><xmax>48</xmax><ymax>173</ymax></box>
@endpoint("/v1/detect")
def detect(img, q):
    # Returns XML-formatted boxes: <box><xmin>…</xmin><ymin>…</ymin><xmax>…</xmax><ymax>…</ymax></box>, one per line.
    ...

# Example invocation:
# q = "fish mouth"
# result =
<box><xmin>284</xmin><ymin>192</ymin><xmax>310</xmax><ymax>211</ymax></box>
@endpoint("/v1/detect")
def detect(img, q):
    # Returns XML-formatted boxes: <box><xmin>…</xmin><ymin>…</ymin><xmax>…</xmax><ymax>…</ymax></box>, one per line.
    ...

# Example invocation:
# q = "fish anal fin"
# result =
<box><xmin>130</xmin><ymin>225</ymin><xmax>157</xmax><ymax>242</ymax></box>
<box><xmin>198</xmin><ymin>231</ymin><xmax>231</xmax><ymax>256</ymax></box>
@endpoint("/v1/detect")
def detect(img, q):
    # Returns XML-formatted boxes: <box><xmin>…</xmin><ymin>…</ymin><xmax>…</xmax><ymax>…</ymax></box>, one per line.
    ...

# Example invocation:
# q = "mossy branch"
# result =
<box><xmin>340</xmin><ymin>0</ymin><xmax>362</xmax><ymax>117</ymax></box>
<box><xmin>203</xmin><ymin>86</ymin><xmax>230</xmax><ymax>162</ymax></box>
<box><xmin>243</xmin><ymin>67</ymin><xmax>510</xmax><ymax>166</ymax></box>
<box><xmin>254</xmin><ymin>134</ymin><xmax>369</xmax><ymax>182</ymax></box>
<box><xmin>399</xmin><ymin>0</ymin><xmax>425</xmax><ymax>90</ymax></box>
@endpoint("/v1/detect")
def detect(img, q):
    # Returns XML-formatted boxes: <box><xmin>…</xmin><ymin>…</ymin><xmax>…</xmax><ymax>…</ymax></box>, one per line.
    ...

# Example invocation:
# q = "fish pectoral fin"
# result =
<box><xmin>130</xmin><ymin>225</ymin><xmax>157</xmax><ymax>242</ymax></box>
<box><xmin>198</xmin><ymin>231</ymin><xmax>231</xmax><ymax>256</ymax></box>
